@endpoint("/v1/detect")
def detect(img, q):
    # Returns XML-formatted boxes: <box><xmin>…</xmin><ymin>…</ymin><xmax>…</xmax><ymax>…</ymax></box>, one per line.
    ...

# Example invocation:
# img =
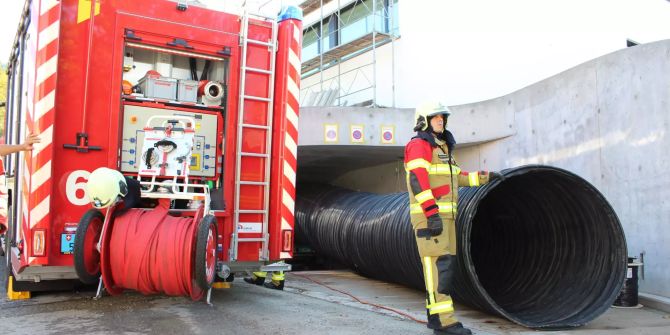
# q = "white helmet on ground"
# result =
<box><xmin>86</xmin><ymin>168</ymin><xmax>128</xmax><ymax>208</ymax></box>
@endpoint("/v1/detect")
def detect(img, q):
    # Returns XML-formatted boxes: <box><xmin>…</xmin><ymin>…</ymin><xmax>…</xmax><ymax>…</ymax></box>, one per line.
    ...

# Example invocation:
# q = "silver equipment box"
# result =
<box><xmin>137</xmin><ymin>75</ymin><xmax>178</xmax><ymax>100</ymax></box>
<box><xmin>178</xmin><ymin>80</ymin><xmax>199</xmax><ymax>103</ymax></box>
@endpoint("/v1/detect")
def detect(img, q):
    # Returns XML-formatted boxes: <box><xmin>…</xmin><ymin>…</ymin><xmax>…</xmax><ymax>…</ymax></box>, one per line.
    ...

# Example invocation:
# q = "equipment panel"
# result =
<box><xmin>121</xmin><ymin>104</ymin><xmax>219</xmax><ymax>177</ymax></box>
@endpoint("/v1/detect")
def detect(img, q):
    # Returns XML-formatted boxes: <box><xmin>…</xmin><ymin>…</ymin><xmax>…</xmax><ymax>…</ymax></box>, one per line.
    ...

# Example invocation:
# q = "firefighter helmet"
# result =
<box><xmin>414</xmin><ymin>101</ymin><xmax>452</xmax><ymax>132</ymax></box>
<box><xmin>86</xmin><ymin>168</ymin><xmax>128</xmax><ymax>209</ymax></box>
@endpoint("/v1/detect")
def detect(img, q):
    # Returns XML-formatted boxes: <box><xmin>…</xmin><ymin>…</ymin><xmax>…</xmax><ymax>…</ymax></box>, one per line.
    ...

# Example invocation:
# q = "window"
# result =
<box><xmin>301</xmin><ymin>0</ymin><xmax>399</xmax><ymax>61</ymax></box>
<box><xmin>322</xmin><ymin>17</ymin><xmax>332</xmax><ymax>52</ymax></box>
<box><xmin>340</xmin><ymin>0</ymin><xmax>376</xmax><ymax>45</ymax></box>
<box><xmin>302</xmin><ymin>27</ymin><xmax>319</xmax><ymax>61</ymax></box>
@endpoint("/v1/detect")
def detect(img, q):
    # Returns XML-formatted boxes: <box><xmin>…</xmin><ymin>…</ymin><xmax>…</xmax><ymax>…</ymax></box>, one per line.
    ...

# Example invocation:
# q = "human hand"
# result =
<box><xmin>21</xmin><ymin>133</ymin><xmax>41</xmax><ymax>151</ymax></box>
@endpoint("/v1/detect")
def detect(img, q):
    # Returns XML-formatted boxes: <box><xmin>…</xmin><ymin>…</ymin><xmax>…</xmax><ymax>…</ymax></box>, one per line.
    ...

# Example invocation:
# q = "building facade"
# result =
<box><xmin>299</xmin><ymin>0</ymin><xmax>670</xmax><ymax>108</ymax></box>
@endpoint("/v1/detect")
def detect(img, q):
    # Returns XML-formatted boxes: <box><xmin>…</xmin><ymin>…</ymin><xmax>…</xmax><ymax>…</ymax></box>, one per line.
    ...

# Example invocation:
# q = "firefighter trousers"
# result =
<box><xmin>413</xmin><ymin>216</ymin><xmax>458</xmax><ymax>329</ymax></box>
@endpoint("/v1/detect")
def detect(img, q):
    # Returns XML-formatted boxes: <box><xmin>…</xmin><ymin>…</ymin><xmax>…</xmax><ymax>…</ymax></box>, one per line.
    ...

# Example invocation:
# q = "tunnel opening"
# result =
<box><xmin>289</xmin><ymin>230</ymin><xmax>347</xmax><ymax>272</ymax></box>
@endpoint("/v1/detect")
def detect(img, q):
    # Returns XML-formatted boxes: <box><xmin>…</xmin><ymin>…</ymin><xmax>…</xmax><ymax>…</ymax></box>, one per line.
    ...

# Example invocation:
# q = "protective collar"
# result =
<box><xmin>413</xmin><ymin>130</ymin><xmax>456</xmax><ymax>152</ymax></box>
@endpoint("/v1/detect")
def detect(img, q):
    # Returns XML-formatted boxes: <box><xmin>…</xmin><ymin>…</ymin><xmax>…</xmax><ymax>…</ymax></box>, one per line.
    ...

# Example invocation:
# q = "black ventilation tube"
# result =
<box><xmin>295</xmin><ymin>165</ymin><xmax>627</xmax><ymax>329</ymax></box>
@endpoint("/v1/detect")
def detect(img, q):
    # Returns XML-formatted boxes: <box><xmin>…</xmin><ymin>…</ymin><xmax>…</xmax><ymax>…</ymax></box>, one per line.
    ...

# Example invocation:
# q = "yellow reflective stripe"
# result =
<box><xmin>422</xmin><ymin>257</ymin><xmax>435</xmax><ymax>304</ymax></box>
<box><xmin>405</xmin><ymin>159</ymin><xmax>431</xmax><ymax>171</ymax></box>
<box><xmin>410</xmin><ymin>202</ymin><xmax>457</xmax><ymax>214</ymax></box>
<box><xmin>414</xmin><ymin>189</ymin><xmax>435</xmax><ymax>204</ymax></box>
<box><xmin>428</xmin><ymin>164</ymin><xmax>461</xmax><ymax>175</ymax></box>
<box><xmin>252</xmin><ymin>271</ymin><xmax>267</xmax><ymax>278</ymax></box>
<box><xmin>427</xmin><ymin>300</ymin><xmax>454</xmax><ymax>315</ymax></box>
<box><xmin>469</xmin><ymin>172</ymin><xmax>480</xmax><ymax>186</ymax></box>
<box><xmin>438</xmin><ymin>202</ymin><xmax>457</xmax><ymax>213</ymax></box>
<box><xmin>407</xmin><ymin>161</ymin><xmax>463</xmax><ymax>175</ymax></box>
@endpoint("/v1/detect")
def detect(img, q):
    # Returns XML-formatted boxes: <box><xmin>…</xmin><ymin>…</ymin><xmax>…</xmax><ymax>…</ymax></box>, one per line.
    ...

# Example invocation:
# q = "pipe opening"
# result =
<box><xmin>208</xmin><ymin>85</ymin><xmax>220</xmax><ymax>97</ymax></box>
<box><xmin>463</xmin><ymin>167</ymin><xmax>627</xmax><ymax>328</ymax></box>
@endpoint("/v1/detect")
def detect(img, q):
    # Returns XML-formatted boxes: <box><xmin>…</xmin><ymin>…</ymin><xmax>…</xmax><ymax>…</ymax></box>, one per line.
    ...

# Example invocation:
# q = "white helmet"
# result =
<box><xmin>86</xmin><ymin>168</ymin><xmax>128</xmax><ymax>208</ymax></box>
<box><xmin>414</xmin><ymin>101</ymin><xmax>452</xmax><ymax>132</ymax></box>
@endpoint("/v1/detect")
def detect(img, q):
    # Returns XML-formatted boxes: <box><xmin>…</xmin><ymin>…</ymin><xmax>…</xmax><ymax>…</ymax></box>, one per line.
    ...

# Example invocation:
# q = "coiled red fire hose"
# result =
<box><xmin>102</xmin><ymin>199</ymin><xmax>205</xmax><ymax>300</ymax></box>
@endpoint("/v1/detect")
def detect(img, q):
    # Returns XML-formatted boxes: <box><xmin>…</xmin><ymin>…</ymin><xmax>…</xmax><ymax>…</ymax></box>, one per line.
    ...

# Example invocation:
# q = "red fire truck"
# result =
<box><xmin>1</xmin><ymin>0</ymin><xmax>302</xmax><ymax>299</ymax></box>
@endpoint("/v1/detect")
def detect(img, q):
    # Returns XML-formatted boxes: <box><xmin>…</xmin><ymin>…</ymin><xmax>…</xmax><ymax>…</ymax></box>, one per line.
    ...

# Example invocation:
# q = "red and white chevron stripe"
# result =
<box><xmin>278</xmin><ymin>18</ymin><xmax>302</xmax><ymax>260</ymax></box>
<box><xmin>23</xmin><ymin>0</ymin><xmax>60</xmax><ymax>265</ymax></box>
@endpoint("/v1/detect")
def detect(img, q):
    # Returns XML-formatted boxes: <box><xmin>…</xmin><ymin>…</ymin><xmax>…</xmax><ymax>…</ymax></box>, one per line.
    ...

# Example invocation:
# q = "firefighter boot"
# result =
<box><xmin>263</xmin><ymin>280</ymin><xmax>284</xmax><ymax>290</ymax></box>
<box><xmin>433</xmin><ymin>322</ymin><xmax>472</xmax><ymax>335</ymax></box>
<box><xmin>244</xmin><ymin>272</ymin><xmax>266</xmax><ymax>285</ymax></box>
<box><xmin>263</xmin><ymin>271</ymin><xmax>285</xmax><ymax>290</ymax></box>
<box><xmin>265</xmin><ymin>271</ymin><xmax>286</xmax><ymax>290</ymax></box>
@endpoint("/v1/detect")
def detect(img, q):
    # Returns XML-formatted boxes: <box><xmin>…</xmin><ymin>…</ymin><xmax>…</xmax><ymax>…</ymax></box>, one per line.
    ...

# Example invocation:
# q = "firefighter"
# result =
<box><xmin>244</xmin><ymin>270</ymin><xmax>285</xmax><ymax>290</ymax></box>
<box><xmin>405</xmin><ymin>102</ymin><xmax>501</xmax><ymax>335</ymax></box>
<box><xmin>0</xmin><ymin>133</ymin><xmax>40</xmax><ymax>156</ymax></box>
<box><xmin>85</xmin><ymin>167</ymin><xmax>142</xmax><ymax>212</ymax></box>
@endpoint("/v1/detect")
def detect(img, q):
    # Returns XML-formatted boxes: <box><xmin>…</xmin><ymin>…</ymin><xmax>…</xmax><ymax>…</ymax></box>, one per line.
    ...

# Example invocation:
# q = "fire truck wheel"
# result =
<box><xmin>195</xmin><ymin>215</ymin><xmax>217</xmax><ymax>290</ymax></box>
<box><xmin>74</xmin><ymin>209</ymin><xmax>104</xmax><ymax>285</ymax></box>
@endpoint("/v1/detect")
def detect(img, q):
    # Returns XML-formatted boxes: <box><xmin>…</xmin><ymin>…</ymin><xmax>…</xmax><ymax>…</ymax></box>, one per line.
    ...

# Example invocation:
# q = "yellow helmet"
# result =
<box><xmin>414</xmin><ymin>101</ymin><xmax>451</xmax><ymax>132</ymax></box>
<box><xmin>85</xmin><ymin>168</ymin><xmax>128</xmax><ymax>208</ymax></box>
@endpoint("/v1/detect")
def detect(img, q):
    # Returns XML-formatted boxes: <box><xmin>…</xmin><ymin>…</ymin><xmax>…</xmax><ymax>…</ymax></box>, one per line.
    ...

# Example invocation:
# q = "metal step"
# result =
<box><xmin>238</xmin><ymin>238</ymin><xmax>268</xmax><ymax>242</ymax></box>
<box><xmin>240</xmin><ymin>152</ymin><xmax>270</xmax><ymax>158</ymax></box>
<box><xmin>244</xmin><ymin>66</ymin><xmax>272</xmax><ymax>75</ymax></box>
<box><xmin>238</xmin><ymin>209</ymin><xmax>268</xmax><ymax>214</ymax></box>
<box><xmin>244</xmin><ymin>94</ymin><xmax>271</xmax><ymax>102</ymax></box>
<box><xmin>241</xmin><ymin>123</ymin><xmax>270</xmax><ymax>130</ymax></box>
<box><xmin>247</xmin><ymin>39</ymin><xmax>274</xmax><ymax>48</ymax></box>
<box><xmin>239</xmin><ymin>181</ymin><xmax>269</xmax><ymax>186</ymax></box>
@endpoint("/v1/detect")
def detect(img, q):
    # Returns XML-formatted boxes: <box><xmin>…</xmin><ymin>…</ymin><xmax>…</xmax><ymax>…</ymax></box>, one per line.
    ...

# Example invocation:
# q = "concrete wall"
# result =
<box><xmin>455</xmin><ymin>40</ymin><xmax>670</xmax><ymax>299</ymax></box>
<box><xmin>306</xmin><ymin>40</ymin><xmax>670</xmax><ymax>298</ymax></box>
<box><xmin>296</xmin><ymin>106</ymin><xmax>411</xmax><ymax>184</ymax></box>
<box><xmin>297</xmin><ymin>106</ymin><xmax>413</xmax><ymax>146</ymax></box>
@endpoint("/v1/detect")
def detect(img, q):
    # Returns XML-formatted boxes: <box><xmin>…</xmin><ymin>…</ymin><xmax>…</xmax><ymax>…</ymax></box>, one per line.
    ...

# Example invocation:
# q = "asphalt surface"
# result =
<box><xmin>0</xmin><ymin>271</ymin><xmax>426</xmax><ymax>335</ymax></box>
<box><xmin>2</xmin><ymin>268</ymin><xmax>670</xmax><ymax>335</ymax></box>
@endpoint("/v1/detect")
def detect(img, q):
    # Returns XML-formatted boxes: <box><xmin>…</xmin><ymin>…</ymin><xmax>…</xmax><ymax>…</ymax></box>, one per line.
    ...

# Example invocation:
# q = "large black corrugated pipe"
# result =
<box><xmin>295</xmin><ymin>165</ymin><xmax>627</xmax><ymax>329</ymax></box>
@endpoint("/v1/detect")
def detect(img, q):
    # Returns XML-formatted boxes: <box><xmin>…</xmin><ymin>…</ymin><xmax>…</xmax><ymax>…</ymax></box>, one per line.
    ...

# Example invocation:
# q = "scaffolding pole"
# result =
<box><xmin>372</xmin><ymin>0</ymin><xmax>377</xmax><ymax>107</ymax></box>
<box><xmin>390</xmin><ymin>0</ymin><xmax>395</xmax><ymax>108</ymax></box>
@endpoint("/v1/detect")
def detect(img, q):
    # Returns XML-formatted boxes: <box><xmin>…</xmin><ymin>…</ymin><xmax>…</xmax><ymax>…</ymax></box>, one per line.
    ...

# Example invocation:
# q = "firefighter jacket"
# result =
<box><xmin>404</xmin><ymin>131</ymin><xmax>490</xmax><ymax>255</ymax></box>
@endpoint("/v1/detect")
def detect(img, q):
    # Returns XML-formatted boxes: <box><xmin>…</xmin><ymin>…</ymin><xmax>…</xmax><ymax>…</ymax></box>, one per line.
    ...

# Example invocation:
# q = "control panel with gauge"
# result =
<box><xmin>120</xmin><ymin>104</ymin><xmax>220</xmax><ymax>177</ymax></box>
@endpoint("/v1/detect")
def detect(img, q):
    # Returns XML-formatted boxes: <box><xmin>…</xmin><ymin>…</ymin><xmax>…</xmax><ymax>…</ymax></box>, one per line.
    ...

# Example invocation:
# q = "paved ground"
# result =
<box><xmin>291</xmin><ymin>271</ymin><xmax>670</xmax><ymax>335</ymax></box>
<box><xmin>1</xmin><ymin>269</ymin><xmax>669</xmax><ymax>335</ymax></box>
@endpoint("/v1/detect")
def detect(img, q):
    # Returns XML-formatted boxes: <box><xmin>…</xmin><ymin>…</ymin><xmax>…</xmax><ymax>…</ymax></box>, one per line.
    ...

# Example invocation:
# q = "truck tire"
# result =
<box><xmin>74</xmin><ymin>209</ymin><xmax>104</xmax><ymax>284</ymax></box>
<box><xmin>194</xmin><ymin>215</ymin><xmax>217</xmax><ymax>290</ymax></box>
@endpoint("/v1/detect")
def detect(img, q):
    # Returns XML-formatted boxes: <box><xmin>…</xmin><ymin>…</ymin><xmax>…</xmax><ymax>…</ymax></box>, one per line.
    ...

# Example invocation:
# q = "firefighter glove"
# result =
<box><xmin>427</xmin><ymin>213</ymin><xmax>443</xmax><ymax>236</ymax></box>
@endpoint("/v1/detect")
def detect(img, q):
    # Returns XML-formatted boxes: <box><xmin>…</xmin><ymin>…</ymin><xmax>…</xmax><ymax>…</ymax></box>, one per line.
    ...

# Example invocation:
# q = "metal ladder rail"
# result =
<box><xmin>232</xmin><ymin>11</ymin><xmax>278</xmax><ymax>261</ymax></box>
